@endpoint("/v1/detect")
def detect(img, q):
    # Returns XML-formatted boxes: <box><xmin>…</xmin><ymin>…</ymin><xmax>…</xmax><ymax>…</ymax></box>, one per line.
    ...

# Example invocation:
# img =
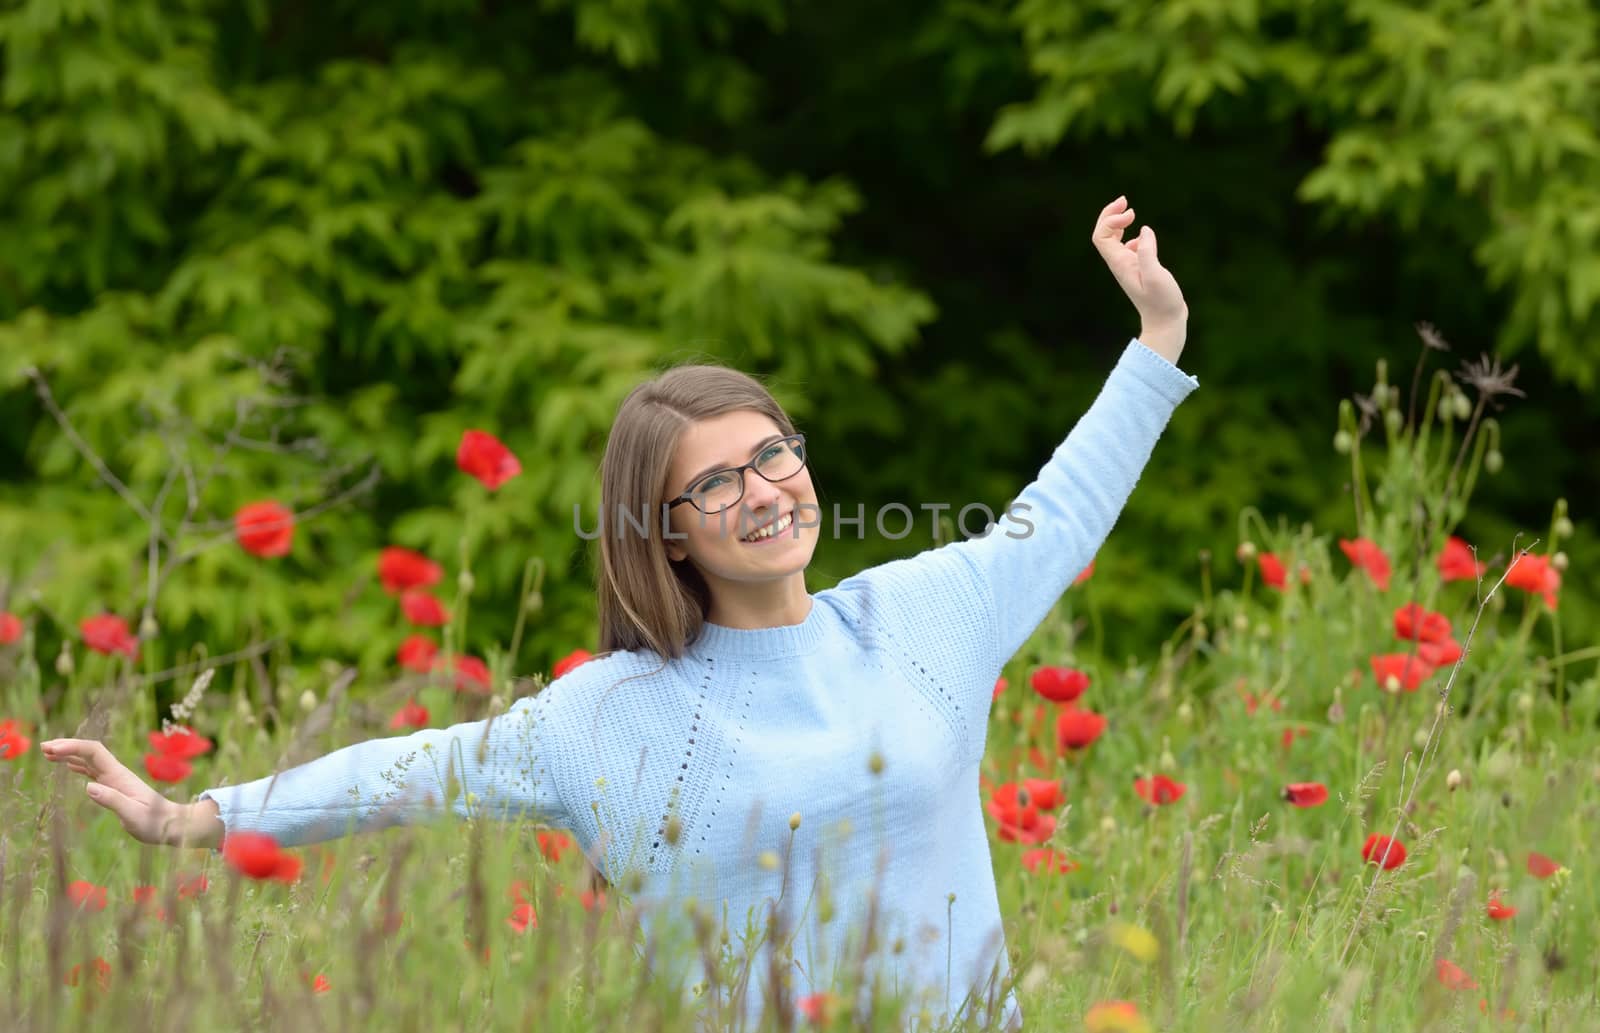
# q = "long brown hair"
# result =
<box><xmin>591</xmin><ymin>363</ymin><xmax>798</xmax><ymax>663</ymax></box>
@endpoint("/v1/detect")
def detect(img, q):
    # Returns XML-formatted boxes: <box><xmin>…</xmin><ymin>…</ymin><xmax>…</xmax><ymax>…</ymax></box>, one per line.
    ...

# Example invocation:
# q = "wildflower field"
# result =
<box><xmin>1</xmin><ymin>332</ymin><xmax>1594</xmax><ymax>1033</ymax></box>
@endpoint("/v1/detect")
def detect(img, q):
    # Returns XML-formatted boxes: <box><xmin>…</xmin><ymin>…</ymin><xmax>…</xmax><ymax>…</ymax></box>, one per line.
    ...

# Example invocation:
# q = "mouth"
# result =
<box><xmin>740</xmin><ymin>511</ymin><xmax>795</xmax><ymax>543</ymax></box>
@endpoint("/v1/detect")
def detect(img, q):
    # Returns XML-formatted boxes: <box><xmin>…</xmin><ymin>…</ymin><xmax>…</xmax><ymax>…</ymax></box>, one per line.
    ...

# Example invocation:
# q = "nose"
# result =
<box><xmin>739</xmin><ymin>473</ymin><xmax>785</xmax><ymax>524</ymax></box>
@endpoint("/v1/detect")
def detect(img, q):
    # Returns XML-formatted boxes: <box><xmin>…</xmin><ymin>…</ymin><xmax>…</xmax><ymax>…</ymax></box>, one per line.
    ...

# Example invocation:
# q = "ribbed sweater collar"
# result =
<box><xmin>688</xmin><ymin>596</ymin><xmax>829</xmax><ymax>659</ymax></box>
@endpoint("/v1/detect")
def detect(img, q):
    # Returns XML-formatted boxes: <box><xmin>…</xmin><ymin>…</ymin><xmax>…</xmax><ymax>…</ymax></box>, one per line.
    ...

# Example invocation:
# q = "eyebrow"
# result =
<box><xmin>686</xmin><ymin>434</ymin><xmax>786</xmax><ymax>484</ymax></box>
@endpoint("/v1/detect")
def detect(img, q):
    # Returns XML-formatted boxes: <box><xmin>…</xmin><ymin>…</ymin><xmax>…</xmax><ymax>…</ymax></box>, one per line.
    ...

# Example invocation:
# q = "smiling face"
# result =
<box><xmin>662</xmin><ymin>410</ymin><xmax>819</xmax><ymax>582</ymax></box>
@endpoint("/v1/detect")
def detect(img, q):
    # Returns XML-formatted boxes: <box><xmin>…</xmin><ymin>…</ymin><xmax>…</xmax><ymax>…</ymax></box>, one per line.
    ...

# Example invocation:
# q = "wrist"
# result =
<box><xmin>172</xmin><ymin>798</ymin><xmax>225</xmax><ymax>850</ymax></box>
<box><xmin>1137</xmin><ymin>320</ymin><xmax>1187</xmax><ymax>366</ymax></box>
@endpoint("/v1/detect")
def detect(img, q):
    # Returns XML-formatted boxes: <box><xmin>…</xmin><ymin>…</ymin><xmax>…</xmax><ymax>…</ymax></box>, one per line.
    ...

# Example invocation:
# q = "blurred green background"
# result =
<box><xmin>1</xmin><ymin>0</ymin><xmax>1596</xmax><ymax>686</ymax></box>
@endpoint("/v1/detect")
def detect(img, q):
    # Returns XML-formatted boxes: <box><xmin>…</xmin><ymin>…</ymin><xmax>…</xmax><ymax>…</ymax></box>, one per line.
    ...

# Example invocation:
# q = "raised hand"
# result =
<box><xmin>40</xmin><ymin>737</ymin><xmax>219</xmax><ymax>848</ymax></box>
<box><xmin>1091</xmin><ymin>196</ymin><xmax>1189</xmax><ymax>365</ymax></box>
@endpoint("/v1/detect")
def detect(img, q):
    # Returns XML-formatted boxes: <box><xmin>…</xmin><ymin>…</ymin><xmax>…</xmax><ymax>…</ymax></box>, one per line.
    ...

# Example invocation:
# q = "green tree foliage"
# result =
<box><xmin>990</xmin><ymin>0</ymin><xmax>1600</xmax><ymax>389</ymax></box>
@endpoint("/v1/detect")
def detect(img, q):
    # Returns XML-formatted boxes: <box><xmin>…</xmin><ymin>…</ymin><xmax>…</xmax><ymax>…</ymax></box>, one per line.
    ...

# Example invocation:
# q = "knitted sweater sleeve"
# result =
<box><xmin>840</xmin><ymin>339</ymin><xmax>1198</xmax><ymax>756</ymax></box>
<box><xmin>195</xmin><ymin>685</ymin><xmax>574</xmax><ymax>849</ymax></box>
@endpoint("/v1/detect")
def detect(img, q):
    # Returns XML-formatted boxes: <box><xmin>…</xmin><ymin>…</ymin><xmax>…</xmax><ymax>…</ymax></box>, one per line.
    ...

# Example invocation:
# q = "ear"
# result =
<box><xmin>665</xmin><ymin>540</ymin><xmax>687</xmax><ymax>563</ymax></box>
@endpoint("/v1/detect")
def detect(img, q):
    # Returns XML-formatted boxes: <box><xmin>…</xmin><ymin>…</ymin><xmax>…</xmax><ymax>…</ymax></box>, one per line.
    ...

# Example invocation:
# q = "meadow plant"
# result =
<box><xmin>0</xmin><ymin>325</ymin><xmax>1594</xmax><ymax>1031</ymax></box>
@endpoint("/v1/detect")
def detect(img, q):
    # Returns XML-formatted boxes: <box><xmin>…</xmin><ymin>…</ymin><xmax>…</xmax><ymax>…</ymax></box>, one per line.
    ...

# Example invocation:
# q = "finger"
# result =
<box><xmin>1136</xmin><ymin>225</ymin><xmax>1160</xmax><ymax>273</ymax></box>
<box><xmin>1097</xmin><ymin>195</ymin><xmax>1128</xmax><ymax>218</ymax></box>
<box><xmin>1125</xmin><ymin>237</ymin><xmax>1140</xmax><ymax>253</ymax></box>
<box><xmin>1092</xmin><ymin>207</ymin><xmax>1135</xmax><ymax>243</ymax></box>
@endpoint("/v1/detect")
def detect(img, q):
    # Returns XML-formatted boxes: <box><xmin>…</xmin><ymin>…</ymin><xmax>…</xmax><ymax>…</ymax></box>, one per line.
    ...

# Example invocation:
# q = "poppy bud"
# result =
<box><xmin>1384</xmin><ymin>408</ymin><xmax>1403</xmax><ymax>434</ymax></box>
<box><xmin>1236</xmin><ymin>541</ymin><xmax>1257</xmax><ymax>562</ymax></box>
<box><xmin>757</xmin><ymin>851</ymin><xmax>779</xmax><ymax>871</ymax></box>
<box><xmin>1451</xmin><ymin>393</ymin><xmax>1472</xmax><ymax>420</ymax></box>
<box><xmin>299</xmin><ymin>689</ymin><xmax>318</xmax><ymax>713</ymax></box>
<box><xmin>1099</xmin><ymin>815</ymin><xmax>1116</xmax><ymax>834</ymax></box>
<box><xmin>1516</xmin><ymin>692</ymin><xmax>1534</xmax><ymax>713</ymax></box>
<box><xmin>523</xmin><ymin>590</ymin><xmax>543</xmax><ymax>614</ymax></box>
<box><xmin>789</xmin><ymin>812</ymin><xmax>801</xmax><ymax>832</ymax></box>
<box><xmin>892</xmin><ymin>937</ymin><xmax>905</xmax><ymax>955</ymax></box>
<box><xmin>139</xmin><ymin>612</ymin><xmax>159</xmax><ymax>639</ymax></box>
<box><xmin>947</xmin><ymin>892</ymin><xmax>956</xmax><ymax>904</ymax></box>
<box><xmin>665</xmin><ymin>816</ymin><xmax>682</xmax><ymax>845</ymax></box>
<box><xmin>1413</xmin><ymin>728</ymin><xmax>1430</xmax><ymax>749</ymax></box>
<box><xmin>1552</xmin><ymin>551</ymin><xmax>1568</xmax><ymax>572</ymax></box>
<box><xmin>1176</xmin><ymin>702</ymin><xmax>1194</xmax><ymax>724</ymax></box>
<box><xmin>1231</xmin><ymin>614</ymin><xmax>1249</xmax><ymax>633</ymax></box>
<box><xmin>55</xmin><ymin>641</ymin><xmax>74</xmax><ymax>676</ymax></box>
<box><xmin>1446</xmin><ymin>769</ymin><xmax>1462</xmax><ymax>791</ymax></box>
<box><xmin>458</xmin><ymin>569</ymin><xmax>475</xmax><ymax>595</ymax></box>
<box><xmin>1485</xmin><ymin>450</ymin><xmax>1503</xmax><ymax>473</ymax></box>
<box><xmin>1333</xmin><ymin>430</ymin><xmax>1353</xmax><ymax>454</ymax></box>
<box><xmin>1384</xmin><ymin>675</ymin><xmax>1402</xmax><ymax>693</ymax></box>
<box><xmin>867</xmin><ymin>751</ymin><xmax>884</xmax><ymax>775</ymax></box>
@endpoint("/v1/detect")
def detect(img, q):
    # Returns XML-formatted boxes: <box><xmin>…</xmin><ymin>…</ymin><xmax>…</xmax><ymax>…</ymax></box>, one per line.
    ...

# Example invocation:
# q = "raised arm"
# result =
<box><xmin>833</xmin><ymin>198</ymin><xmax>1197</xmax><ymax>751</ymax></box>
<box><xmin>44</xmin><ymin>688</ymin><xmax>574</xmax><ymax>850</ymax></box>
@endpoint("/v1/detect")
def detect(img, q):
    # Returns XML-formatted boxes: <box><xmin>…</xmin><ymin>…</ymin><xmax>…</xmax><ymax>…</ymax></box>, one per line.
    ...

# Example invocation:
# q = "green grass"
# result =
<box><xmin>1</xmin><ymin>357</ymin><xmax>1594</xmax><ymax>1032</ymax></box>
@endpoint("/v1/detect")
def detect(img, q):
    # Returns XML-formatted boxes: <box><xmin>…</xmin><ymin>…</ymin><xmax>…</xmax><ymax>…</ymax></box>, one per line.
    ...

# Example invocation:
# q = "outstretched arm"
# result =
<box><xmin>837</xmin><ymin>198</ymin><xmax>1197</xmax><ymax>756</ymax></box>
<box><xmin>45</xmin><ymin>690</ymin><xmax>573</xmax><ymax>850</ymax></box>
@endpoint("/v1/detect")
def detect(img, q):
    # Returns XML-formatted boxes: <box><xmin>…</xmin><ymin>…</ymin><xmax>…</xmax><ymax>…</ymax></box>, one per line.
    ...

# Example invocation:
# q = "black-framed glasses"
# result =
<box><xmin>667</xmin><ymin>434</ymin><xmax>807</xmax><ymax>515</ymax></box>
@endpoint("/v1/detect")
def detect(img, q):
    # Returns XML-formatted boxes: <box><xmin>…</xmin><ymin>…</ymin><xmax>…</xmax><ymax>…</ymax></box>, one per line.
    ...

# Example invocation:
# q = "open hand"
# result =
<box><xmin>41</xmin><ymin>737</ymin><xmax>195</xmax><ymax>847</ymax></box>
<box><xmin>1091</xmin><ymin>196</ymin><xmax>1188</xmax><ymax>364</ymax></box>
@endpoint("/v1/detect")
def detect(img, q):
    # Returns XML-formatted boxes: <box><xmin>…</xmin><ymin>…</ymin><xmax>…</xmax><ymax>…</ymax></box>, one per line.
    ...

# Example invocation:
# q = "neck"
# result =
<box><xmin>704</xmin><ymin>573</ymin><xmax>813</xmax><ymax>630</ymax></box>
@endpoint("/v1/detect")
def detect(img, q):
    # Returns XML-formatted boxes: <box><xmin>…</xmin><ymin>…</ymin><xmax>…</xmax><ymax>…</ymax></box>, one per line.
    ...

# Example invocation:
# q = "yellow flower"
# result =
<box><xmin>1108</xmin><ymin>922</ymin><xmax>1160</xmax><ymax>963</ymax></box>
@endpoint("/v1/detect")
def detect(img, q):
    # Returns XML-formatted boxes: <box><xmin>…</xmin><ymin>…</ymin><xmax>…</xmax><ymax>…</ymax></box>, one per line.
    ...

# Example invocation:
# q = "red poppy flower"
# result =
<box><xmin>67</xmin><ymin>880</ymin><xmax>108</xmax><ymax>912</ymax></box>
<box><xmin>378</xmin><ymin>546</ymin><xmax>443</xmax><ymax>595</ymax></box>
<box><xmin>1504</xmin><ymin>552</ymin><xmax>1560</xmax><ymax>610</ymax></box>
<box><xmin>176</xmin><ymin>873</ymin><xmax>209</xmax><ymax>899</ymax></box>
<box><xmin>997</xmin><ymin>811</ymin><xmax>1056</xmax><ymax>845</ymax></box>
<box><xmin>1486</xmin><ymin>892</ymin><xmax>1516</xmax><ymax>920</ymax></box>
<box><xmin>798</xmin><ymin>992</ymin><xmax>835</xmax><ymax>1024</ymax></box>
<box><xmin>1361</xmin><ymin>833</ymin><xmax>1407</xmax><ymax>870</ymax></box>
<box><xmin>397</xmin><ymin>634</ymin><xmax>438</xmax><ymax>673</ymax></box>
<box><xmin>1030</xmin><ymin>665</ymin><xmax>1089</xmax><ymax>704</ymax></box>
<box><xmin>537</xmin><ymin>830</ymin><xmax>574</xmax><ymax>863</ymax></box>
<box><xmin>234</xmin><ymin>500</ymin><xmax>294</xmax><ymax>558</ymax></box>
<box><xmin>148</xmin><ymin>726</ymin><xmax>213</xmax><ymax>760</ymax></box>
<box><xmin>400</xmin><ymin>590</ymin><xmax>449</xmax><ymax>627</ymax></box>
<box><xmin>1020</xmin><ymin>848</ymin><xmax>1080</xmax><ymax>874</ymax></box>
<box><xmin>552</xmin><ymin>648</ymin><xmax>594</xmax><ymax>680</ymax></box>
<box><xmin>1339</xmin><ymin>537</ymin><xmax>1392</xmax><ymax>591</ymax></box>
<box><xmin>308</xmin><ymin>973</ymin><xmax>331</xmax><ymax>994</ymax></box>
<box><xmin>579</xmin><ymin>887</ymin><xmax>606</xmax><ymax>911</ymax></box>
<box><xmin>1134</xmin><ymin>774</ymin><xmax>1186</xmax><ymax>806</ymax></box>
<box><xmin>1370</xmin><ymin>653</ymin><xmax>1435</xmax><ymax>692</ymax></box>
<box><xmin>1</xmin><ymin>718</ymin><xmax>31</xmax><ymax>760</ymax></box>
<box><xmin>1241</xmin><ymin>690</ymin><xmax>1283</xmax><ymax>716</ymax></box>
<box><xmin>457</xmin><ymin>429</ymin><xmax>522</xmax><ymax>491</ymax></box>
<box><xmin>989</xmin><ymin>779</ymin><xmax>1062</xmax><ymax>816</ymax></box>
<box><xmin>222</xmin><ymin>832</ymin><xmax>303</xmax><ymax>883</ymax></box>
<box><xmin>1257</xmin><ymin>551</ymin><xmax>1287</xmax><ymax>589</ymax></box>
<box><xmin>64</xmin><ymin>957</ymin><xmax>111</xmax><ymax>991</ymax></box>
<box><xmin>388</xmin><ymin>700</ymin><xmax>430</xmax><ymax>730</ymax></box>
<box><xmin>1437</xmin><ymin>536</ymin><xmax>1486</xmax><ymax>582</ymax></box>
<box><xmin>131</xmin><ymin>885</ymin><xmax>168</xmax><ymax>923</ymax></box>
<box><xmin>507</xmin><ymin>899</ymin><xmax>538</xmax><ymax>933</ymax></box>
<box><xmin>144</xmin><ymin>752</ymin><xmax>193</xmax><ymax>783</ymax></box>
<box><xmin>1435</xmin><ymin>958</ymin><xmax>1478</xmax><ymax>990</ymax></box>
<box><xmin>1526</xmin><ymin>851</ymin><xmax>1561</xmax><ymax>878</ymax></box>
<box><xmin>992</xmin><ymin>676</ymin><xmax>1007</xmax><ymax>701</ymax></box>
<box><xmin>1283</xmin><ymin>782</ymin><xmax>1329</xmax><ymax>807</ymax></box>
<box><xmin>1281</xmin><ymin>725</ymin><xmax>1310</xmax><ymax>752</ymax></box>
<box><xmin>1055</xmin><ymin>708</ymin><xmax>1107</xmax><ymax>751</ymax></box>
<box><xmin>1416</xmin><ymin>637</ymin><xmax>1463</xmax><ymax>667</ymax></box>
<box><xmin>436</xmin><ymin>654</ymin><xmax>491</xmax><ymax>694</ymax></box>
<box><xmin>1393</xmin><ymin>603</ymin><xmax>1452</xmax><ymax>643</ymax></box>
<box><xmin>0</xmin><ymin>611</ymin><xmax>22</xmax><ymax>644</ymax></box>
<box><xmin>1073</xmin><ymin>558</ymin><xmax>1095</xmax><ymax>585</ymax></box>
<box><xmin>1085</xmin><ymin>1001</ymin><xmax>1143</xmax><ymax>1031</ymax></box>
<box><xmin>80</xmin><ymin>613</ymin><xmax>139</xmax><ymax>660</ymax></box>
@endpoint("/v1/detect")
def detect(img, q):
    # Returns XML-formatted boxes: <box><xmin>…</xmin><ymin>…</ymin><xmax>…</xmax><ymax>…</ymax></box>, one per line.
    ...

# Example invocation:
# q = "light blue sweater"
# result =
<box><xmin>198</xmin><ymin>339</ymin><xmax>1198</xmax><ymax>1030</ymax></box>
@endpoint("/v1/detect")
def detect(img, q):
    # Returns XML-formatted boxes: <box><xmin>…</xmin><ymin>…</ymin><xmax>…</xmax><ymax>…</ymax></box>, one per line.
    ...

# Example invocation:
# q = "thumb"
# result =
<box><xmin>1137</xmin><ymin>225</ymin><xmax>1159</xmax><ymax>275</ymax></box>
<box><xmin>86</xmin><ymin>781</ymin><xmax>139</xmax><ymax>830</ymax></box>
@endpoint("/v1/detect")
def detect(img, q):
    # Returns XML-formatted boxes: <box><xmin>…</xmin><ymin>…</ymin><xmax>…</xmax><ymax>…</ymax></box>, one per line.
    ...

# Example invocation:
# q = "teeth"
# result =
<box><xmin>743</xmin><ymin>513</ymin><xmax>793</xmax><ymax>542</ymax></box>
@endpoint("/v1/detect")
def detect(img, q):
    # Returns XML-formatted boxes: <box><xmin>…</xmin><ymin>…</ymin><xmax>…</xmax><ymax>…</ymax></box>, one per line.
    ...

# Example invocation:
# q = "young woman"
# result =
<box><xmin>43</xmin><ymin>196</ymin><xmax>1196</xmax><ymax>1030</ymax></box>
